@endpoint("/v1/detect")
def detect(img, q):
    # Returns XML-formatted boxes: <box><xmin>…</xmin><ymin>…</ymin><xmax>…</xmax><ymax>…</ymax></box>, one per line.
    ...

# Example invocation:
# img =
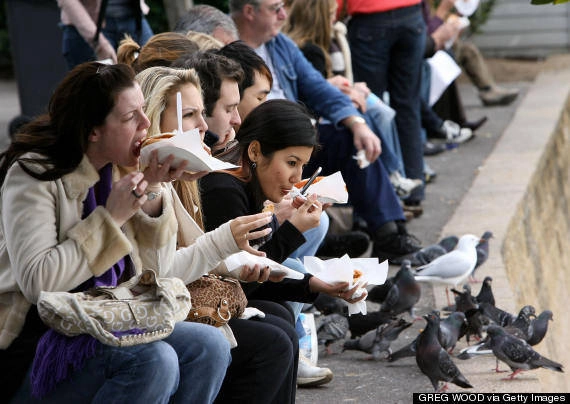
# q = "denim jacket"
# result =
<box><xmin>266</xmin><ymin>33</ymin><xmax>360</xmax><ymax>125</ymax></box>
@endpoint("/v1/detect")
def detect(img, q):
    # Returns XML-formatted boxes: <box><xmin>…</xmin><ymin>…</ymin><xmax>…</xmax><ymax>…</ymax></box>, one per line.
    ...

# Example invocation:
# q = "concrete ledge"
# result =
<box><xmin>432</xmin><ymin>61</ymin><xmax>570</xmax><ymax>392</ymax></box>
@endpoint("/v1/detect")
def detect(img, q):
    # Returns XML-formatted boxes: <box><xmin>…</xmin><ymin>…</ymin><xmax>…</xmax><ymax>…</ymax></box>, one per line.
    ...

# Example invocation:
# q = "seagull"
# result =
<box><xmin>414</xmin><ymin>234</ymin><xmax>481</xmax><ymax>306</ymax></box>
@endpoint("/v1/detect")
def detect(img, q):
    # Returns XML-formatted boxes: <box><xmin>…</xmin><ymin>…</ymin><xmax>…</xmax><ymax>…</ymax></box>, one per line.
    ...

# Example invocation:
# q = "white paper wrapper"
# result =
<box><xmin>140</xmin><ymin>128</ymin><xmax>239</xmax><ymax>172</ymax></box>
<box><xmin>290</xmin><ymin>171</ymin><xmax>348</xmax><ymax>204</ymax></box>
<box><xmin>454</xmin><ymin>0</ymin><xmax>479</xmax><ymax>17</ymax></box>
<box><xmin>224</xmin><ymin>251</ymin><xmax>305</xmax><ymax>280</ymax></box>
<box><xmin>303</xmin><ymin>255</ymin><xmax>389</xmax><ymax>315</ymax></box>
<box><xmin>353</xmin><ymin>149</ymin><xmax>370</xmax><ymax>169</ymax></box>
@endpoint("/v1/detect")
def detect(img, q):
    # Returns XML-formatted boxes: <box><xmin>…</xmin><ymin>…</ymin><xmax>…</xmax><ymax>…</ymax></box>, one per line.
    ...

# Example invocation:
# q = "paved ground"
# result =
<box><xmin>0</xmin><ymin>67</ymin><xmax>534</xmax><ymax>403</ymax></box>
<box><xmin>296</xmin><ymin>81</ymin><xmax>531</xmax><ymax>403</ymax></box>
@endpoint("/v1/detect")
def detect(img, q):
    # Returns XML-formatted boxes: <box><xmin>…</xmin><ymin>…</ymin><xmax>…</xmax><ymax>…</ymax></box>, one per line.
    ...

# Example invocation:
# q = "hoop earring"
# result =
<box><xmin>251</xmin><ymin>162</ymin><xmax>257</xmax><ymax>170</ymax></box>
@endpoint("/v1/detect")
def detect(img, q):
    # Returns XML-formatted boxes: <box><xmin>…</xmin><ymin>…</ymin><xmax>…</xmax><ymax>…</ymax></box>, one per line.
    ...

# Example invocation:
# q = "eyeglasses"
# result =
<box><xmin>265</xmin><ymin>1</ymin><xmax>285</xmax><ymax>14</ymax></box>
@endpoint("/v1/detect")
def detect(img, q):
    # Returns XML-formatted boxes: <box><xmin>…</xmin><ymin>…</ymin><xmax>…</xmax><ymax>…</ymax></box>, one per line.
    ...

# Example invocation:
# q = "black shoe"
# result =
<box><xmin>372</xmin><ymin>222</ymin><xmax>421</xmax><ymax>262</ymax></box>
<box><xmin>423</xmin><ymin>141</ymin><xmax>446</xmax><ymax>156</ymax></box>
<box><xmin>460</xmin><ymin>116</ymin><xmax>488</xmax><ymax>132</ymax></box>
<box><xmin>316</xmin><ymin>231</ymin><xmax>371</xmax><ymax>258</ymax></box>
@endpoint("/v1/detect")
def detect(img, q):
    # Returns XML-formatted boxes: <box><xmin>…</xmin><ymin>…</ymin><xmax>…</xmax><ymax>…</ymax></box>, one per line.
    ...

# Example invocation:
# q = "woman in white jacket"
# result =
<box><xmin>0</xmin><ymin>62</ymin><xmax>244</xmax><ymax>403</ymax></box>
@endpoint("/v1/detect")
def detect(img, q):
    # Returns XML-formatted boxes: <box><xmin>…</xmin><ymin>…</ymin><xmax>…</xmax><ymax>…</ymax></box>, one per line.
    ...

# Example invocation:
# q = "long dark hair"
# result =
<box><xmin>0</xmin><ymin>62</ymin><xmax>136</xmax><ymax>186</ymax></box>
<box><xmin>233</xmin><ymin>99</ymin><xmax>318</xmax><ymax>182</ymax></box>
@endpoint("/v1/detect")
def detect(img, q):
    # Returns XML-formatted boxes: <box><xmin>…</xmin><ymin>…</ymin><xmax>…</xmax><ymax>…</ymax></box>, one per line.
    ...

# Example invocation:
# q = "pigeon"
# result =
<box><xmin>316</xmin><ymin>313</ymin><xmax>350</xmax><ymax>354</ymax></box>
<box><xmin>479</xmin><ymin>302</ymin><xmax>517</xmax><ymax>327</ymax></box>
<box><xmin>439</xmin><ymin>235</ymin><xmax>459</xmax><ymax>252</ymax></box>
<box><xmin>471</xmin><ymin>231</ymin><xmax>493</xmax><ymax>282</ymax></box>
<box><xmin>379</xmin><ymin>260</ymin><xmax>421</xmax><ymax>318</ymax></box>
<box><xmin>475</xmin><ymin>276</ymin><xmax>495</xmax><ymax>306</ymax></box>
<box><xmin>343</xmin><ymin>318</ymin><xmax>413</xmax><ymax>360</ymax></box>
<box><xmin>486</xmin><ymin>325</ymin><xmax>563</xmax><ymax>379</ymax></box>
<box><xmin>313</xmin><ymin>293</ymin><xmax>347</xmax><ymax>315</ymax></box>
<box><xmin>390</xmin><ymin>244</ymin><xmax>448</xmax><ymax>266</ymax></box>
<box><xmin>414</xmin><ymin>234</ymin><xmax>481</xmax><ymax>306</ymax></box>
<box><xmin>449</xmin><ymin>284</ymin><xmax>478</xmax><ymax>313</ymax></box>
<box><xmin>504</xmin><ymin>305</ymin><xmax>536</xmax><ymax>342</ymax></box>
<box><xmin>348</xmin><ymin>311</ymin><xmax>394</xmax><ymax>338</ymax></box>
<box><xmin>415</xmin><ymin>312</ymin><xmax>473</xmax><ymax>392</ymax></box>
<box><xmin>526</xmin><ymin>310</ymin><xmax>553</xmax><ymax>346</ymax></box>
<box><xmin>439</xmin><ymin>312</ymin><xmax>467</xmax><ymax>353</ymax></box>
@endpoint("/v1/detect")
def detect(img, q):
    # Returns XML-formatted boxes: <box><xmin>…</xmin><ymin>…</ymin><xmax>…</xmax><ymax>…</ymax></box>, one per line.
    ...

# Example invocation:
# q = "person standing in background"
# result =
<box><xmin>57</xmin><ymin>0</ymin><xmax>153</xmax><ymax>69</ymax></box>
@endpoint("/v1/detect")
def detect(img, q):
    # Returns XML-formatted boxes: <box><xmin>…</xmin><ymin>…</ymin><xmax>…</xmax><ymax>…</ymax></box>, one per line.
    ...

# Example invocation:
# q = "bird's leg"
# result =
<box><xmin>325</xmin><ymin>344</ymin><xmax>333</xmax><ymax>355</ymax></box>
<box><xmin>446</xmin><ymin>287</ymin><xmax>452</xmax><ymax>307</ymax></box>
<box><xmin>494</xmin><ymin>359</ymin><xmax>508</xmax><ymax>373</ymax></box>
<box><xmin>436</xmin><ymin>383</ymin><xmax>449</xmax><ymax>393</ymax></box>
<box><xmin>503</xmin><ymin>369</ymin><xmax>523</xmax><ymax>380</ymax></box>
<box><xmin>469</xmin><ymin>275</ymin><xmax>481</xmax><ymax>283</ymax></box>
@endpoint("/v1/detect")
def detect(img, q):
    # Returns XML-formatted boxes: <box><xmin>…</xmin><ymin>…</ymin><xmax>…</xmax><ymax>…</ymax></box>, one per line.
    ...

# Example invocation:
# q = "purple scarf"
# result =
<box><xmin>31</xmin><ymin>163</ymin><xmax>131</xmax><ymax>398</ymax></box>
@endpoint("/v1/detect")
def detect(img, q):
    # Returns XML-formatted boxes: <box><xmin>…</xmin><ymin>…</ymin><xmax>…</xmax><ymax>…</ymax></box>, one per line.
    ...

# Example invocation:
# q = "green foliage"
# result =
<box><xmin>0</xmin><ymin>1</ymin><xmax>13</xmax><ymax>77</ymax></box>
<box><xmin>531</xmin><ymin>0</ymin><xmax>570</xmax><ymax>4</ymax></box>
<box><xmin>468</xmin><ymin>0</ymin><xmax>497</xmax><ymax>34</ymax></box>
<box><xmin>196</xmin><ymin>0</ymin><xmax>230</xmax><ymax>13</ymax></box>
<box><xmin>146</xmin><ymin>0</ymin><xmax>170</xmax><ymax>33</ymax></box>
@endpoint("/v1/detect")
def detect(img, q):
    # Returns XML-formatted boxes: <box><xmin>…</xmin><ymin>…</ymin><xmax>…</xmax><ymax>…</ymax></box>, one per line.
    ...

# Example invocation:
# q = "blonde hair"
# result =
<box><xmin>186</xmin><ymin>31</ymin><xmax>224</xmax><ymax>51</ymax></box>
<box><xmin>283</xmin><ymin>0</ymin><xmax>336</xmax><ymax>77</ymax></box>
<box><xmin>136</xmin><ymin>66</ymin><xmax>205</xmax><ymax>228</ymax></box>
<box><xmin>118</xmin><ymin>32</ymin><xmax>200</xmax><ymax>73</ymax></box>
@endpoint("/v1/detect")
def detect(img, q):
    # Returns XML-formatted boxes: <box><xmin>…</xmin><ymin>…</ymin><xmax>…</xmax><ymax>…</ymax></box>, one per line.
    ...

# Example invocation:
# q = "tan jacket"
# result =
<box><xmin>0</xmin><ymin>155</ymin><xmax>239</xmax><ymax>349</ymax></box>
<box><xmin>57</xmin><ymin>0</ymin><xmax>150</xmax><ymax>45</ymax></box>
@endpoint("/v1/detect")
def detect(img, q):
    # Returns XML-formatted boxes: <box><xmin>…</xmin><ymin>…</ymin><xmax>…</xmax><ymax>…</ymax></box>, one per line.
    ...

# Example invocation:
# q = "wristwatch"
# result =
<box><xmin>345</xmin><ymin>116</ymin><xmax>366</xmax><ymax>131</ymax></box>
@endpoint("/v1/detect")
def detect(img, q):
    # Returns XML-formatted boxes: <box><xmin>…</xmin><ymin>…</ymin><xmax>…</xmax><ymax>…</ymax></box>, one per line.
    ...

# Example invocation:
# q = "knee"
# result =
<box><xmin>186</xmin><ymin>323</ymin><xmax>232</xmax><ymax>368</ymax></box>
<box><xmin>135</xmin><ymin>342</ymin><xmax>180</xmax><ymax>395</ymax></box>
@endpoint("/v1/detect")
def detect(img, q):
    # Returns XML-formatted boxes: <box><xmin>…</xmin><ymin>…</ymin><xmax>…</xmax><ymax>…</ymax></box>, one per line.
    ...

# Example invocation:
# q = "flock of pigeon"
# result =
<box><xmin>312</xmin><ymin>231</ymin><xmax>563</xmax><ymax>392</ymax></box>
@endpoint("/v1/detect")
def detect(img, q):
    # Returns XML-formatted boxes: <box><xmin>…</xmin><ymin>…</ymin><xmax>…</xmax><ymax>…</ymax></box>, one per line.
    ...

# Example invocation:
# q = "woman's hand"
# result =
<box><xmin>142</xmin><ymin>150</ymin><xmax>188</xmax><ymax>185</ymax></box>
<box><xmin>309</xmin><ymin>276</ymin><xmax>368</xmax><ymax>304</ymax></box>
<box><xmin>238</xmin><ymin>264</ymin><xmax>286</xmax><ymax>283</ymax></box>
<box><xmin>288</xmin><ymin>194</ymin><xmax>322</xmax><ymax>233</ymax></box>
<box><xmin>106</xmin><ymin>171</ymin><xmax>148</xmax><ymax>226</ymax></box>
<box><xmin>230</xmin><ymin>212</ymin><xmax>274</xmax><ymax>256</ymax></box>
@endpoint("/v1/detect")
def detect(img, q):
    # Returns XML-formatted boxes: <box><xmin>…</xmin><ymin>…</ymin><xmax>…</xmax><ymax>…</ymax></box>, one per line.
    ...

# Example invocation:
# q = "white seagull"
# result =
<box><xmin>413</xmin><ymin>234</ymin><xmax>481</xmax><ymax>306</ymax></box>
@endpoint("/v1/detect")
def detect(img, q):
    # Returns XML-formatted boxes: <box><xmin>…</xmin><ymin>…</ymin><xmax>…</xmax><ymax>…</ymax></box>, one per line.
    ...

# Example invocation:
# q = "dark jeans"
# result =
<box><xmin>307</xmin><ymin>124</ymin><xmax>405</xmax><ymax>233</ymax></box>
<box><xmin>61</xmin><ymin>15</ymin><xmax>153</xmax><ymax>70</ymax></box>
<box><xmin>348</xmin><ymin>4</ymin><xmax>426</xmax><ymax>201</ymax></box>
<box><xmin>216</xmin><ymin>300</ymin><xmax>298</xmax><ymax>404</ymax></box>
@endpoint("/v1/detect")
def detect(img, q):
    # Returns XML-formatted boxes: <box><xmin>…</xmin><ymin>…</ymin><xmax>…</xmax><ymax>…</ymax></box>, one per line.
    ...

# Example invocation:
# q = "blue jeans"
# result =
<box><xmin>348</xmin><ymin>4</ymin><xmax>426</xmax><ymax>201</ymax></box>
<box><xmin>61</xmin><ymin>16</ymin><xmax>153</xmax><ymax>70</ymax></box>
<box><xmin>290</xmin><ymin>211</ymin><xmax>329</xmax><ymax>259</ymax></box>
<box><xmin>308</xmin><ymin>124</ymin><xmax>405</xmax><ymax>233</ymax></box>
<box><xmin>12</xmin><ymin>322</ymin><xmax>231</xmax><ymax>404</ymax></box>
<box><xmin>364</xmin><ymin>92</ymin><xmax>405</xmax><ymax>176</ymax></box>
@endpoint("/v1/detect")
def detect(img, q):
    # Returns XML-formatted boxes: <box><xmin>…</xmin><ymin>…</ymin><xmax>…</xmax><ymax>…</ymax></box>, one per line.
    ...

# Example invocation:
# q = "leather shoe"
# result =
<box><xmin>316</xmin><ymin>231</ymin><xmax>371</xmax><ymax>258</ymax></box>
<box><xmin>460</xmin><ymin>116</ymin><xmax>488</xmax><ymax>132</ymax></box>
<box><xmin>423</xmin><ymin>141</ymin><xmax>446</xmax><ymax>156</ymax></box>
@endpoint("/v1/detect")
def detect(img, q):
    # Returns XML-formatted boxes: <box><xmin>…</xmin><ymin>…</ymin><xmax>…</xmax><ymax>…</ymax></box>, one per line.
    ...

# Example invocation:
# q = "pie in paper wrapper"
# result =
<box><xmin>289</xmin><ymin>171</ymin><xmax>348</xmax><ymax>204</ymax></box>
<box><xmin>303</xmin><ymin>255</ymin><xmax>388</xmax><ymax>315</ymax></box>
<box><xmin>224</xmin><ymin>251</ymin><xmax>305</xmax><ymax>280</ymax></box>
<box><xmin>140</xmin><ymin>128</ymin><xmax>239</xmax><ymax>172</ymax></box>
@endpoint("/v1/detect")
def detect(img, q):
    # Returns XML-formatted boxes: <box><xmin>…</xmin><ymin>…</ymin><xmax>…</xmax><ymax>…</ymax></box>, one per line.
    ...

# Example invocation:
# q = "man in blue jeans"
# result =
<box><xmin>345</xmin><ymin>0</ymin><xmax>427</xmax><ymax>208</ymax></box>
<box><xmin>229</xmin><ymin>0</ymin><xmax>422</xmax><ymax>260</ymax></box>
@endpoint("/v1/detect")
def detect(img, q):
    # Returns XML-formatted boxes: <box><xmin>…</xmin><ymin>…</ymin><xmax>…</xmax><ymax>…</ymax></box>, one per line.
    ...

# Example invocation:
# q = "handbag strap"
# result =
<box><xmin>93</xmin><ymin>0</ymin><xmax>109</xmax><ymax>44</ymax></box>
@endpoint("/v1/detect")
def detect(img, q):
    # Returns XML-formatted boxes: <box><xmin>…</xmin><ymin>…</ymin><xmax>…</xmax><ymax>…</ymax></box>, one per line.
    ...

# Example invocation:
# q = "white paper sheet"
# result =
<box><xmin>224</xmin><ymin>251</ymin><xmax>305</xmax><ymax>280</ymax></box>
<box><xmin>455</xmin><ymin>0</ymin><xmax>480</xmax><ymax>17</ymax></box>
<box><xmin>140</xmin><ymin>128</ymin><xmax>239</xmax><ymax>172</ymax></box>
<box><xmin>427</xmin><ymin>51</ymin><xmax>462</xmax><ymax>106</ymax></box>
<box><xmin>290</xmin><ymin>171</ymin><xmax>348</xmax><ymax>204</ymax></box>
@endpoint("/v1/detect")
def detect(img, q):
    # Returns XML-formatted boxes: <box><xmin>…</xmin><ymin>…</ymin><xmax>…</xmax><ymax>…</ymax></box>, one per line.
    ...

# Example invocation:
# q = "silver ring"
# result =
<box><xmin>132</xmin><ymin>189</ymin><xmax>143</xmax><ymax>199</ymax></box>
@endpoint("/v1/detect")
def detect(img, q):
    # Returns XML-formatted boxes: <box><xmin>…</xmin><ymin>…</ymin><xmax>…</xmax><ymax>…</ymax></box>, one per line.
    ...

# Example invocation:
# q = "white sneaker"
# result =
<box><xmin>297</xmin><ymin>355</ymin><xmax>333</xmax><ymax>387</ymax></box>
<box><xmin>389</xmin><ymin>171</ymin><xmax>423</xmax><ymax>199</ymax></box>
<box><xmin>441</xmin><ymin>120</ymin><xmax>473</xmax><ymax>144</ymax></box>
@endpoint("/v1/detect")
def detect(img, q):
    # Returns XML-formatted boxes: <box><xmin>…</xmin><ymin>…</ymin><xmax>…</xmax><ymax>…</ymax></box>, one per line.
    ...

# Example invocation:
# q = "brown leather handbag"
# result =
<box><xmin>186</xmin><ymin>274</ymin><xmax>248</xmax><ymax>327</ymax></box>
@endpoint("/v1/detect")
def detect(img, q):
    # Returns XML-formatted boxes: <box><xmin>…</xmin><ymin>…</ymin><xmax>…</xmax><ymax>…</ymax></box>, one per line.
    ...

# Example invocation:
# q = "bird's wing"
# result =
<box><xmin>415</xmin><ymin>252</ymin><xmax>472</xmax><ymax>278</ymax></box>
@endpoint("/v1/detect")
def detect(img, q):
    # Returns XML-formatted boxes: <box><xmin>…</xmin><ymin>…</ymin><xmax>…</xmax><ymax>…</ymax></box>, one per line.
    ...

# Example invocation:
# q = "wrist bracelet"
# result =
<box><xmin>146</xmin><ymin>190</ymin><xmax>162</xmax><ymax>201</ymax></box>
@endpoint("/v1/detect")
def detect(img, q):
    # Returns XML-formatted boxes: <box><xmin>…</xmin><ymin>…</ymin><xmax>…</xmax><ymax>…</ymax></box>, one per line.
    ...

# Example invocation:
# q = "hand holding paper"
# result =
<box><xmin>224</xmin><ymin>251</ymin><xmax>305</xmax><ymax>280</ymax></box>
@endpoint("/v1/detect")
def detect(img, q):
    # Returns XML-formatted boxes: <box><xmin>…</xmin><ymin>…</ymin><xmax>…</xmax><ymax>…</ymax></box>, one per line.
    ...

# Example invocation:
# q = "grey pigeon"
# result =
<box><xmin>439</xmin><ymin>235</ymin><xmax>459</xmax><ymax>252</ymax></box>
<box><xmin>504</xmin><ymin>305</ymin><xmax>536</xmax><ymax>342</ymax></box>
<box><xmin>343</xmin><ymin>318</ymin><xmax>413</xmax><ymax>360</ymax></box>
<box><xmin>439</xmin><ymin>312</ymin><xmax>467</xmax><ymax>353</ymax></box>
<box><xmin>348</xmin><ymin>311</ymin><xmax>394</xmax><ymax>338</ymax></box>
<box><xmin>447</xmin><ymin>285</ymin><xmax>486</xmax><ymax>343</ymax></box>
<box><xmin>475</xmin><ymin>276</ymin><xmax>495</xmax><ymax>306</ymax></box>
<box><xmin>414</xmin><ymin>234</ymin><xmax>481</xmax><ymax>306</ymax></box>
<box><xmin>416</xmin><ymin>312</ymin><xmax>473</xmax><ymax>391</ymax></box>
<box><xmin>390</xmin><ymin>311</ymin><xmax>465</xmax><ymax>362</ymax></box>
<box><xmin>471</xmin><ymin>231</ymin><xmax>493</xmax><ymax>281</ymax></box>
<box><xmin>390</xmin><ymin>244</ymin><xmax>448</xmax><ymax>266</ymax></box>
<box><xmin>486</xmin><ymin>325</ymin><xmax>563</xmax><ymax>379</ymax></box>
<box><xmin>526</xmin><ymin>310</ymin><xmax>553</xmax><ymax>346</ymax></box>
<box><xmin>316</xmin><ymin>313</ymin><xmax>349</xmax><ymax>354</ymax></box>
<box><xmin>479</xmin><ymin>302</ymin><xmax>516</xmax><ymax>327</ymax></box>
<box><xmin>379</xmin><ymin>260</ymin><xmax>421</xmax><ymax>318</ymax></box>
